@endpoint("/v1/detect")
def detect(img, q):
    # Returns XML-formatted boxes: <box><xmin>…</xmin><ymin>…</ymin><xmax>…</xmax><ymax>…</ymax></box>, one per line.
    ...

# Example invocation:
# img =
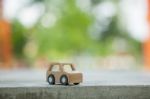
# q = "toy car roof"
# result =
<box><xmin>48</xmin><ymin>62</ymin><xmax>75</xmax><ymax>70</ymax></box>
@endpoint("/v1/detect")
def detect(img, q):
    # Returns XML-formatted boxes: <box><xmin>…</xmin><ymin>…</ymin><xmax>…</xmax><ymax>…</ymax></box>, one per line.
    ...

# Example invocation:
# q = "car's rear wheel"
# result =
<box><xmin>60</xmin><ymin>75</ymin><xmax>68</xmax><ymax>85</ymax></box>
<box><xmin>74</xmin><ymin>83</ymin><xmax>79</xmax><ymax>85</ymax></box>
<box><xmin>48</xmin><ymin>74</ymin><xmax>55</xmax><ymax>85</ymax></box>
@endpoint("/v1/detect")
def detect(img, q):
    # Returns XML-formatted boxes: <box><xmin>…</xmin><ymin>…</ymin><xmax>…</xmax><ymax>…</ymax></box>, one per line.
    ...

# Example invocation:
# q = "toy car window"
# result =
<box><xmin>51</xmin><ymin>65</ymin><xmax>60</xmax><ymax>72</ymax></box>
<box><xmin>63</xmin><ymin>65</ymin><xmax>73</xmax><ymax>72</ymax></box>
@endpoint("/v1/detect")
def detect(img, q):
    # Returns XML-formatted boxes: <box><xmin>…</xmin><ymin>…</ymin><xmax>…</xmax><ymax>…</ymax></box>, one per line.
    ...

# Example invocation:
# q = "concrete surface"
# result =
<box><xmin>1</xmin><ymin>70</ymin><xmax>150</xmax><ymax>99</ymax></box>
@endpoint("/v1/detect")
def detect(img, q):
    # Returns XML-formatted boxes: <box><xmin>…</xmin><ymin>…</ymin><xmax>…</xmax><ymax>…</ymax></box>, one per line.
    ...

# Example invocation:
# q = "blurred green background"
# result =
<box><xmin>4</xmin><ymin>0</ymin><xmax>144</xmax><ymax>69</ymax></box>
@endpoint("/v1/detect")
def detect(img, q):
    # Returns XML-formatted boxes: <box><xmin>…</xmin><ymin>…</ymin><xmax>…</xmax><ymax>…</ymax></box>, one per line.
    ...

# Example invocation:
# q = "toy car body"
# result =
<box><xmin>46</xmin><ymin>63</ymin><xmax>83</xmax><ymax>85</ymax></box>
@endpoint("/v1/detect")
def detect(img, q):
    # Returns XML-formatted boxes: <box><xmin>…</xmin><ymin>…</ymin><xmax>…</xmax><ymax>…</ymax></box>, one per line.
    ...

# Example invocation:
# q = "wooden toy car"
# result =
<box><xmin>46</xmin><ymin>63</ymin><xmax>83</xmax><ymax>85</ymax></box>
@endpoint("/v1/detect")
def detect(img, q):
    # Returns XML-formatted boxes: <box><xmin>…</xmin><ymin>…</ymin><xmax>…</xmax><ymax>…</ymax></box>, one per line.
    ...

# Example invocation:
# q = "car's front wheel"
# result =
<box><xmin>60</xmin><ymin>75</ymin><xmax>68</xmax><ymax>85</ymax></box>
<box><xmin>48</xmin><ymin>74</ymin><xmax>55</xmax><ymax>85</ymax></box>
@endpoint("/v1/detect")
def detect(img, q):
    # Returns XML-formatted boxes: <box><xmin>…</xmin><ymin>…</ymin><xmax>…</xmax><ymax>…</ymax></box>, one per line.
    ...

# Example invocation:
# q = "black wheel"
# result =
<box><xmin>48</xmin><ymin>74</ymin><xmax>55</xmax><ymax>85</ymax></box>
<box><xmin>74</xmin><ymin>83</ymin><xmax>79</xmax><ymax>85</ymax></box>
<box><xmin>60</xmin><ymin>75</ymin><xmax>68</xmax><ymax>85</ymax></box>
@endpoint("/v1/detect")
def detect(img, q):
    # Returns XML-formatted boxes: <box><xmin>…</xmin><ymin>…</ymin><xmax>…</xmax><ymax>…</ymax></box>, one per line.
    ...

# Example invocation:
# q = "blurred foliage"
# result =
<box><xmin>32</xmin><ymin>0</ymin><xmax>93</xmax><ymax>59</ymax></box>
<box><xmin>97</xmin><ymin>14</ymin><xmax>142</xmax><ymax>56</ymax></box>
<box><xmin>90</xmin><ymin>0</ymin><xmax>142</xmax><ymax>57</ymax></box>
<box><xmin>12</xmin><ymin>20</ymin><xmax>27</xmax><ymax>58</ymax></box>
<box><xmin>11</xmin><ymin>0</ymin><xmax>142</xmax><ymax>61</ymax></box>
<box><xmin>91</xmin><ymin>0</ymin><xmax>103</xmax><ymax>6</ymax></box>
